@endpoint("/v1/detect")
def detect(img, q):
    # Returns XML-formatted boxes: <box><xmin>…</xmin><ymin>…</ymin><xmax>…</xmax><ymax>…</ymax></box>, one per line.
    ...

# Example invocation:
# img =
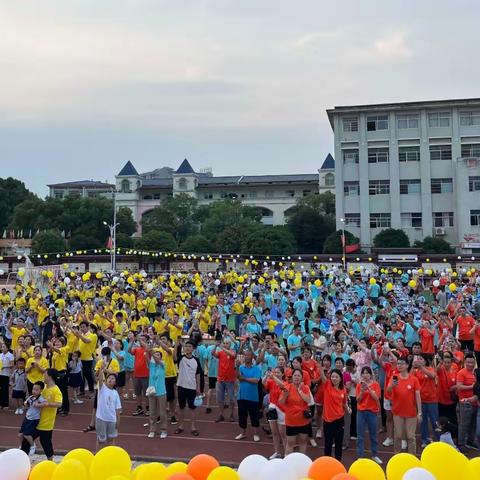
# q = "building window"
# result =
<box><xmin>285</xmin><ymin>190</ymin><xmax>295</xmax><ymax>197</ymax></box>
<box><xmin>461</xmin><ymin>144</ymin><xmax>480</xmax><ymax>157</ymax></box>
<box><xmin>431</xmin><ymin>178</ymin><xmax>453</xmax><ymax>194</ymax></box>
<box><xmin>428</xmin><ymin>112</ymin><xmax>451</xmax><ymax>128</ymax></box>
<box><xmin>344</xmin><ymin>213</ymin><xmax>360</xmax><ymax>227</ymax></box>
<box><xmin>343</xmin><ymin>117</ymin><xmax>358</xmax><ymax>132</ymax></box>
<box><xmin>369</xmin><ymin>180</ymin><xmax>390</xmax><ymax>195</ymax></box>
<box><xmin>120</xmin><ymin>179</ymin><xmax>130</xmax><ymax>193</ymax></box>
<box><xmin>367</xmin><ymin>115</ymin><xmax>389</xmax><ymax>131</ymax></box>
<box><xmin>370</xmin><ymin>213</ymin><xmax>391</xmax><ymax>228</ymax></box>
<box><xmin>344</xmin><ymin>181</ymin><xmax>360</xmax><ymax>196</ymax></box>
<box><xmin>469</xmin><ymin>176</ymin><xmax>480</xmax><ymax>192</ymax></box>
<box><xmin>324</xmin><ymin>173</ymin><xmax>335</xmax><ymax>186</ymax></box>
<box><xmin>471</xmin><ymin>210</ymin><xmax>480</xmax><ymax>226</ymax></box>
<box><xmin>400</xmin><ymin>179</ymin><xmax>421</xmax><ymax>194</ymax></box>
<box><xmin>153</xmin><ymin>193</ymin><xmax>161</xmax><ymax>200</ymax></box>
<box><xmin>397</xmin><ymin>114</ymin><xmax>419</xmax><ymax>129</ymax></box>
<box><xmin>401</xmin><ymin>212</ymin><xmax>422</xmax><ymax>228</ymax></box>
<box><xmin>368</xmin><ymin>147</ymin><xmax>389</xmax><ymax>163</ymax></box>
<box><xmin>343</xmin><ymin>149</ymin><xmax>359</xmax><ymax>164</ymax></box>
<box><xmin>433</xmin><ymin>212</ymin><xmax>454</xmax><ymax>227</ymax></box>
<box><xmin>265</xmin><ymin>190</ymin><xmax>274</xmax><ymax>198</ymax></box>
<box><xmin>54</xmin><ymin>191</ymin><xmax>64</xmax><ymax>199</ymax></box>
<box><xmin>429</xmin><ymin>145</ymin><xmax>452</xmax><ymax>161</ymax></box>
<box><xmin>220</xmin><ymin>192</ymin><xmax>228</xmax><ymax>199</ymax></box>
<box><xmin>178</xmin><ymin>177</ymin><xmax>187</xmax><ymax>190</ymax></box>
<box><xmin>249</xmin><ymin>191</ymin><xmax>258</xmax><ymax>198</ymax></box>
<box><xmin>302</xmin><ymin>190</ymin><xmax>311</xmax><ymax>197</ymax></box>
<box><xmin>460</xmin><ymin>111</ymin><xmax>480</xmax><ymax>126</ymax></box>
<box><xmin>143</xmin><ymin>195</ymin><xmax>153</xmax><ymax>200</ymax></box>
<box><xmin>399</xmin><ymin>146</ymin><xmax>420</xmax><ymax>162</ymax></box>
<box><xmin>204</xmin><ymin>193</ymin><xmax>213</xmax><ymax>199</ymax></box>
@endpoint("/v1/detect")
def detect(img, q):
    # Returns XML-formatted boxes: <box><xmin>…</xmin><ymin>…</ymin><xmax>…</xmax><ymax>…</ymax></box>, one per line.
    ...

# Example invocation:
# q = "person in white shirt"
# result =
<box><xmin>95</xmin><ymin>363</ymin><xmax>122</xmax><ymax>451</ymax></box>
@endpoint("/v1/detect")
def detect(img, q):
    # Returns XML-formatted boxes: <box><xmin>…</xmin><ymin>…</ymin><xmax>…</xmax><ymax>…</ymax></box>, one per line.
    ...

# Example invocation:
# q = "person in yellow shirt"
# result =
<box><xmin>153</xmin><ymin>314</ymin><xmax>168</xmax><ymax>336</ymax></box>
<box><xmin>54</xmin><ymin>294</ymin><xmax>66</xmax><ymax>311</ymax></box>
<box><xmin>20</xmin><ymin>368</ymin><xmax>62</xmax><ymax>460</ymax></box>
<box><xmin>167</xmin><ymin>314</ymin><xmax>184</xmax><ymax>344</ymax></box>
<box><xmin>158</xmin><ymin>335</ymin><xmax>178</xmax><ymax>422</ymax></box>
<box><xmin>26</xmin><ymin>346</ymin><xmax>49</xmax><ymax>394</ymax></box>
<box><xmin>0</xmin><ymin>288</ymin><xmax>11</xmax><ymax>306</ymax></box>
<box><xmin>7</xmin><ymin>317</ymin><xmax>27</xmax><ymax>350</ymax></box>
<box><xmin>71</xmin><ymin>321</ymin><xmax>98</xmax><ymax>395</ymax></box>
<box><xmin>14</xmin><ymin>291</ymin><xmax>26</xmax><ymax>310</ymax></box>
<box><xmin>196</xmin><ymin>305</ymin><xmax>211</xmax><ymax>333</ymax></box>
<box><xmin>47</xmin><ymin>337</ymin><xmax>71</xmax><ymax>415</ymax></box>
<box><xmin>145</xmin><ymin>292</ymin><xmax>158</xmax><ymax>321</ymax></box>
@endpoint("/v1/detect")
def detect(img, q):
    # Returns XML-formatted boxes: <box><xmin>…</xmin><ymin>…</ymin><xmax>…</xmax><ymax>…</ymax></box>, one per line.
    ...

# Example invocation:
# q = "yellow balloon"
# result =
<box><xmin>29</xmin><ymin>460</ymin><xmax>57</xmax><ymax>480</ymax></box>
<box><xmin>90</xmin><ymin>446</ymin><xmax>132</xmax><ymax>480</ymax></box>
<box><xmin>195</xmin><ymin>279</ymin><xmax>202</xmax><ymax>287</ymax></box>
<box><xmin>369</xmin><ymin>278</ymin><xmax>376</xmax><ymax>285</ymax></box>
<box><xmin>131</xmin><ymin>464</ymin><xmax>147</xmax><ymax>480</ymax></box>
<box><xmin>258</xmin><ymin>277</ymin><xmax>265</xmax><ymax>284</ymax></box>
<box><xmin>464</xmin><ymin>457</ymin><xmax>480</xmax><ymax>480</ymax></box>
<box><xmin>136</xmin><ymin>462</ymin><xmax>167</xmax><ymax>480</ymax></box>
<box><xmin>166</xmin><ymin>462</ymin><xmax>188</xmax><ymax>476</ymax></box>
<box><xmin>106</xmin><ymin>476</ymin><xmax>130</xmax><ymax>480</ymax></box>
<box><xmin>386</xmin><ymin>282</ymin><xmax>393</xmax><ymax>291</ymax></box>
<box><xmin>63</xmin><ymin>448</ymin><xmax>94</xmax><ymax>472</ymax></box>
<box><xmin>408</xmin><ymin>280</ymin><xmax>416</xmax><ymax>288</ymax></box>
<box><xmin>386</xmin><ymin>453</ymin><xmax>421</xmax><ymax>480</ymax></box>
<box><xmin>448</xmin><ymin>283</ymin><xmax>457</xmax><ymax>292</ymax></box>
<box><xmin>314</xmin><ymin>279</ymin><xmax>322</xmax><ymax>287</ymax></box>
<box><xmin>207</xmin><ymin>466</ymin><xmax>240</xmax><ymax>480</ymax></box>
<box><xmin>392</xmin><ymin>268</ymin><xmax>398</xmax><ymax>273</ymax></box>
<box><xmin>421</xmin><ymin>441</ymin><xmax>468</xmax><ymax>480</ymax></box>
<box><xmin>52</xmin><ymin>459</ymin><xmax>87</xmax><ymax>480</ymax></box>
<box><xmin>18</xmin><ymin>270</ymin><xmax>25</xmax><ymax>277</ymax></box>
<box><xmin>348</xmin><ymin>458</ymin><xmax>385</xmax><ymax>480</ymax></box>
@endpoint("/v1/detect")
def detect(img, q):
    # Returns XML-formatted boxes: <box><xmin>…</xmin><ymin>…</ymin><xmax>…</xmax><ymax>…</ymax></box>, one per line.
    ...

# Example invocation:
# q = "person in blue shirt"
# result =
<box><xmin>147</xmin><ymin>349</ymin><xmax>167</xmax><ymax>438</ymax></box>
<box><xmin>246</xmin><ymin>315</ymin><xmax>262</xmax><ymax>336</ymax></box>
<box><xmin>264</xmin><ymin>292</ymin><xmax>273</xmax><ymax>310</ymax></box>
<box><xmin>287</xmin><ymin>324</ymin><xmax>303</xmax><ymax>360</ymax></box>
<box><xmin>235</xmin><ymin>350</ymin><xmax>262</xmax><ymax>442</ymax></box>
<box><xmin>205</xmin><ymin>340</ymin><xmax>219</xmax><ymax>414</ymax></box>
<box><xmin>369</xmin><ymin>282</ymin><xmax>381</xmax><ymax>304</ymax></box>
<box><xmin>294</xmin><ymin>294</ymin><xmax>309</xmax><ymax>321</ymax></box>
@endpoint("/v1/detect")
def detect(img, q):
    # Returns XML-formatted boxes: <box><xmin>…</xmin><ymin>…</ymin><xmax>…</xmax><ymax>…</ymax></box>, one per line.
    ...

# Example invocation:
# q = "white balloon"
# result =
<box><xmin>0</xmin><ymin>269</ymin><xmax>4</xmax><ymax>275</ymax></box>
<box><xmin>238</xmin><ymin>454</ymin><xmax>268</xmax><ymax>480</ymax></box>
<box><xmin>402</xmin><ymin>467</ymin><xmax>437</xmax><ymax>480</ymax></box>
<box><xmin>248</xmin><ymin>292</ymin><xmax>253</xmax><ymax>298</ymax></box>
<box><xmin>407</xmin><ymin>269</ymin><xmax>412</xmax><ymax>274</ymax></box>
<box><xmin>140</xmin><ymin>270</ymin><xmax>147</xmax><ymax>277</ymax></box>
<box><xmin>64</xmin><ymin>277</ymin><xmax>71</xmax><ymax>284</ymax></box>
<box><xmin>0</xmin><ymin>448</ymin><xmax>31</xmax><ymax>480</ymax></box>
<box><xmin>432</xmin><ymin>280</ymin><xmax>440</xmax><ymax>287</ymax></box>
<box><xmin>112</xmin><ymin>276</ymin><xmax>119</xmax><ymax>283</ymax></box>
<box><xmin>214</xmin><ymin>279</ymin><xmax>221</xmax><ymax>286</ymax></box>
<box><xmin>251</xmin><ymin>275</ymin><xmax>256</xmax><ymax>280</ymax></box>
<box><xmin>280</xmin><ymin>281</ymin><xmax>287</xmax><ymax>289</ymax></box>
<box><xmin>345</xmin><ymin>277</ymin><xmax>352</xmax><ymax>285</ymax></box>
<box><xmin>146</xmin><ymin>283</ymin><xmax>154</xmax><ymax>291</ymax></box>
<box><xmin>259</xmin><ymin>459</ymin><xmax>295</xmax><ymax>480</ymax></box>
<box><xmin>283</xmin><ymin>452</ymin><xmax>312</xmax><ymax>479</ymax></box>
<box><xmin>208</xmin><ymin>272</ymin><xmax>213</xmax><ymax>277</ymax></box>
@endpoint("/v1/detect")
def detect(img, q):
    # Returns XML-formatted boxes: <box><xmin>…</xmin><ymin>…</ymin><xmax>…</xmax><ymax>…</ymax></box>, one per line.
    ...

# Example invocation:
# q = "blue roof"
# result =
<box><xmin>118</xmin><ymin>161</ymin><xmax>138</xmax><ymax>176</ymax></box>
<box><xmin>176</xmin><ymin>159</ymin><xmax>195</xmax><ymax>174</ymax></box>
<box><xmin>320</xmin><ymin>153</ymin><xmax>335</xmax><ymax>170</ymax></box>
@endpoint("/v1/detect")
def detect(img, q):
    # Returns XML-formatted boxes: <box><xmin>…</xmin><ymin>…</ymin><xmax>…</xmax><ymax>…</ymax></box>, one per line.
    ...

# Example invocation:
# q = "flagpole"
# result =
<box><xmin>340</xmin><ymin>217</ymin><xmax>346</xmax><ymax>271</ymax></box>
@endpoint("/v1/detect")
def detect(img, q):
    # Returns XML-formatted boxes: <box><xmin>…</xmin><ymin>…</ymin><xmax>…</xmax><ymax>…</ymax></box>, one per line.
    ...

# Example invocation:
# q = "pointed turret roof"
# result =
<box><xmin>320</xmin><ymin>153</ymin><xmax>335</xmax><ymax>170</ymax></box>
<box><xmin>118</xmin><ymin>161</ymin><xmax>138</xmax><ymax>176</ymax></box>
<box><xmin>175</xmin><ymin>159</ymin><xmax>195</xmax><ymax>174</ymax></box>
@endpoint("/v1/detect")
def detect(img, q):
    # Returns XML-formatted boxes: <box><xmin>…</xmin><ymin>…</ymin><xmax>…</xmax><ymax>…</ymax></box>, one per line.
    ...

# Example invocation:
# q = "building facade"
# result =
<box><xmin>115</xmin><ymin>157</ymin><xmax>335</xmax><ymax>232</ymax></box>
<box><xmin>327</xmin><ymin>99</ymin><xmax>480</xmax><ymax>253</ymax></box>
<box><xmin>48</xmin><ymin>180</ymin><xmax>115</xmax><ymax>199</ymax></box>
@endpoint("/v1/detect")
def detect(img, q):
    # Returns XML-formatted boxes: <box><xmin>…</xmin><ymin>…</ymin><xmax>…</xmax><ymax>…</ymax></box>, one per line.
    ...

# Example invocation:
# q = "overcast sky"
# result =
<box><xmin>1</xmin><ymin>0</ymin><xmax>479</xmax><ymax>196</ymax></box>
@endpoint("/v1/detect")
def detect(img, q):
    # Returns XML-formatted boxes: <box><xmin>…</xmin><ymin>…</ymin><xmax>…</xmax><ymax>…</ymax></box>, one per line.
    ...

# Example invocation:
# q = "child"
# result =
<box><xmin>11</xmin><ymin>358</ymin><xmax>27</xmax><ymax>414</ymax></box>
<box><xmin>436</xmin><ymin>417</ymin><xmax>458</xmax><ymax>450</ymax></box>
<box><xmin>68</xmin><ymin>351</ymin><xmax>83</xmax><ymax>405</ymax></box>
<box><xmin>20</xmin><ymin>381</ymin><xmax>45</xmax><ymax>455</ymax></box>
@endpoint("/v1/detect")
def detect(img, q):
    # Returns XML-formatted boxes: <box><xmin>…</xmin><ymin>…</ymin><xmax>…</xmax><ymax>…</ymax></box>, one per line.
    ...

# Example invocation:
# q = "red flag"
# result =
<box><xmin>345</xmin><ymin>243</ymin><xmax>360</xmax><ymax>253</ymax></box>
<box><xmin>106</xmin><ymin>236</ymin><xmax>113</xmax><ymax>249</ymax></box>
<box><xmin>341</xmin><ymin>233</ymin><xmax>346</xmax><ymax>248</ymax></box>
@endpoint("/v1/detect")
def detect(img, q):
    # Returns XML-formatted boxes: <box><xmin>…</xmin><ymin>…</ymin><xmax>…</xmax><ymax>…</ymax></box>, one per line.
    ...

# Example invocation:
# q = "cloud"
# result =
<box><xmin>373</xmin><ymin>31</ymin><xmax>411</xmax><ymax>59</ymax></box>
<box><xmin>290</xmin><ymin>31</ymin><xmax>338</xmax><ymax>49</ymax></box>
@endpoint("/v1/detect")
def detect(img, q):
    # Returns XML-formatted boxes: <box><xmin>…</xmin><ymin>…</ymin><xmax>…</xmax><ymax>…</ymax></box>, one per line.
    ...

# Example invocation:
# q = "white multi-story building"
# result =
<box><xmin>48</xmin><ymin>180</ymin><xmax>115</xmax><ymax>199</ymax></box>
<box><xmin>327</xmin><ymin>99</ymin><xmax>480</xmax><ymax>253</ymax></box>
<box><xmin>115</xmin><ymin>157</ymin><xmax>335</xmax><ymax>232</ymax></box>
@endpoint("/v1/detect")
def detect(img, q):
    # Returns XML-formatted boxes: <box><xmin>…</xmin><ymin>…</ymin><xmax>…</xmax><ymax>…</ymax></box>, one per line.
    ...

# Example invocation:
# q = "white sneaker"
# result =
<box><xmin>123</xmin><ymin>393</ymin><xmax>129</xmax><ymax>400</ymax></box>
<box><xmin>401</xmin><ymin>440</ymin><xmax>407</xmax><ymax>450</ymax></box>
<box><xmin>73</xmin><ymin>399</ymin><xmax>84</xmax><ymax>405</ymax></box>
<box><xmin>160</xmin><ymin>432</ymin><xmax>168</xmax><ymax>439</ymax></box>
<box><xmin>315</xmin><ymin>430</ymin><xmax>323</xmax><ymax>439</ymax></box>
<box><xmin>269</xmin><ymin>452</ymin><xmax>282</xmax><ymax>460</ymax></box>
<box><xmin>18</xmin><ymin>408</ymin><xmax>24</xmax><ymax>415</ymax></box>
<box><xmin>29</xmin><ymin>445</ymin><xmax>36</xmax><ymax>456</ymax></box>
<box><xmin>382</xmin><ymin>437</ymin><xmax>394</xmax><ymax>447</ymax></box>
<box><xmin>132</xmin><ymin>393</ymin><xmax>137</xmax><ymax>399</ymax></box>
<box><xmin>14</xmin><ymin>408</ymin><xmax>19</xmax><ymax>415</ymax></box>
<box><xmin>235</xmin><ymin>433</ymin><xmax>246</xmax><ymax>440</ymax></box>
<box><xmin>310</xmin><ymin>438</ymin><xmax>317</xmax><ymax>447</ymax></box>
<box><xmin>372</xmin><ymin>456</ymin><xmax>383</xmax><ymax>465</ymax></box>
<box><xmin>147</xmin><ymin>432</ymin><xmax>155</xmax><ymax>438</ymax></box>
<box><xmin>253</xmin><ymin>435</ymin><xmax>260</xmax><ymax>442</ymax></box>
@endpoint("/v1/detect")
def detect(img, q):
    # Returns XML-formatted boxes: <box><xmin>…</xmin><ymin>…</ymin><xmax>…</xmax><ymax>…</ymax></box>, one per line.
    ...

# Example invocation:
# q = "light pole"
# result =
<box><xmin>103</xmin><ymin>191</ymin><xmax>119</xmax><ymax>273</ymax></box>
<box><xmin>340</xmin><ymin>217</ymin><xmax>346</xmax><ymax>270</ymax></box>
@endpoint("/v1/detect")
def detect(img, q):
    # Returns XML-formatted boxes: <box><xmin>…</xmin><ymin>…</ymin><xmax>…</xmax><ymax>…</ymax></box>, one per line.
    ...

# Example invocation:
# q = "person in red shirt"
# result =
<box><xmin>129</xmin><ymin>334</ymin><xmax>150</xmax><ymax>416</ymax></box>
<box><xmin>455</xmin><ymin>307</ymin><xmax>475</xmax><ymax>351</ymax></box>
<box><xmin>212</xmin><ymin>339</ymin><xmax>237</xmax><ymax>422</ymax></box>
<box><xmin>301</xmin><ymin>348</ymin><xmax>320</xmax><ymax>384</ymax></box>
<box><xmin>313</xmin><ymin>354</ymin><xmax>331</xmax><ymax>441</ymax></box>
<box><xmin>470</xmin><ymin>317</ymin><xmax>480</xmax><ymax>367</ymax></box>
<box><xmin>279</xmin><ymin>368</ymin><xmax>312</xmax><ymax>455</ymax></box>
<box><xmin>412</xmin><ymin>355</ymin><xmax>439</xmax><ymax>447</ymax></box>
<box><xmin>456</xmin><ymin>353</ymin><xmax>479</xmax><ymax>451</ymax></box>
<box><xmin>355</xmin><ymin>366</ymin><xmax>382</xmax><ymax>464</ymax></box>
<box><xmin>436</xmin><ymin>352</ymin><xmax>459</xmax><ymax>427</ymax></box>
<box><xmin>320</xmin><ymin>367</ymin><xmax>349</xmax><ymax>461</ymax></box>
<box><xmin>386</xmin><ymin>357</ymin><xmax>422</xmax><ymax>454</ymax></box>
<box><xmin>418</xmin><ymin>321</ymin><xmax>435</xmax><ymax>358</ymax></box>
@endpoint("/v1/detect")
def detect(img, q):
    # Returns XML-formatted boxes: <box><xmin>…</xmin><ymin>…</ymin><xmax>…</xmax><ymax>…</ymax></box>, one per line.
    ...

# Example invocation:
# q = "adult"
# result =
<box><xmin>0</xmin><ymin>342</ymin><xmax>14</xmax><ymax>409</ymax></box>
<box><xmin>47</xmin><ymin>337</ymin><xmax>70</xmax><ymax>415</ymax></box>
<box><xmin>128</xmin><ymin>334</ymin><xmax>150</xmax><ymax>416</ymax></box>
<box><xmin>25</xmin><ymin>346</ymin><xmax>48</xmax><ymax>395</ymax></box>
<box><xmin>213</xmin><ymin>338</ymin><xmax>237</xmax><ymax>422</ymax></box>
<box><xmin>436</xmin><ymin>351</ymin><xmax>459</xmax><ymax>427</ymax></box>
<box><xmin>455</xmin><ymin>307</ymin><xmax>475</xmax><ymax>352</ymax></box>
<box><xmin>147</xmin><ymin>348</ymin><xmax>168</xmax><ymax>439</ymax></box>
<box><xmin>72</xmin><ymin>321</ymin><xmax>98</xmax><ymax>396</ymax></box>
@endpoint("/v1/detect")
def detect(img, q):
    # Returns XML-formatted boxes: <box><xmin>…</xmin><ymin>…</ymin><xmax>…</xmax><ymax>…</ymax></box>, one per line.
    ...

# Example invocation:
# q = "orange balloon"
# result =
<box><xmin>168</xmin><ymin>474</ymin><xmax>196</xmax><ymax>480</ymax></box>
<box><xmin>331</xmin><ymin>475</ymin><xmax>358</xmax><ymax>480</ymax></box>
<box><xmin>187</xmin><ymin>455</ymin><xmax>220</xmax><ymax>480</ymax></box>
<box><xmin>308</xmin><ymin>457</ymin><xmax>346</xmax><ymax>480</ymax></box>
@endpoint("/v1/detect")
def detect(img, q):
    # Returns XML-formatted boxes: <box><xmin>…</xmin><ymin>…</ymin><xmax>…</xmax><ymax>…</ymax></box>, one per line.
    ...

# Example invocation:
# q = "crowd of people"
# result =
<box><xmin>0</xmin><ymin>264</ymin><xmax>480</xmax><ymax>464</ymax></box>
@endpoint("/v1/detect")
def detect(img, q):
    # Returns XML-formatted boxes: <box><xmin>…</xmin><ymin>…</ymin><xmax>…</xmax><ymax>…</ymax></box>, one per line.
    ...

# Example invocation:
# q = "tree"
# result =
<box><xmin>286</xmin><ymin>207</ymin><xmax>335</xmax><ymax>253</ymax></box>
<box><xmin>181</xmin><ymin>234</ymin><xmax>213</xmax><ymax>253</ymax></box>
<box><xmin>116</xmin><ymin>207</ymin><xmax>137</xmax><ymax>236</ymax></box>
<box><xmin>115</xmin><ymin>232</ymin><xmax>134</xmax><ymax>249</ymax></box>
<box><xmin>141</xmin><ymin>194</ymin><xmax>199</xmax><ymax>242</ymax></box>
<box><xmin>31</xmin><ymin>230</ymin><xmax>66</xmax><ymax>254</ymax></box>
<box><xmin>0</xmin><ymin>177</ymin><xmax>35</xmax><ymax>231</ymax></box>
<box><xmin>287</xmin><ymin>192</ymin><xmax>335</xmax><ymax>217</ymax></box>
<box><xmin>373</xmin><ymin>228</ymin><xmax>410</xmax><ymax>248</ymax></box>
<box><xmin>323</xmin><ymin>229</ymin><xmax>360</xmax><ymax>254</ymax></box>
<box><xmin>134</xmin><ymin>231</ymin><xmax>178</xmax><ymax>251</ymax></box>
<box><xmin>69</xmin><ymin>234</ymin><xmax>101</xmax><ymax>251</ymax></box>
<box><xmin>213</xmin><ymin>224</ymin><xmax>258</xmax><ymax>254</ymax></box>
<box><xmin>414</xmin><ymin>236</ymin><xmax>453</xmax><ymax>254</ymax></box>
<box><xmin>242</xmin><ymin>226</ymin><xmax>297</xmax><ymax>255</ymax></box>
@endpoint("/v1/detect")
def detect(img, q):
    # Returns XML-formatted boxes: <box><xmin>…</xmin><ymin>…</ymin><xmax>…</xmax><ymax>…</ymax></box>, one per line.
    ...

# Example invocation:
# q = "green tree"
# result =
<box><xmin>323</xmin><ymin>230</ymin><xmax>360</xmax><ymax>254</ymax></box>
<box><xmin>116</xmin><ymin>207</ymin><xmax>137</xmax><ymax>236</ymax></box>
<box><xmin>0</xmin><ymin>178</ymin><xmax>35</xmax><ymax>230</ymax></box>
<box><xmin>69</xmin><ymin>234</ymin><xmax>101</xmax><ymax>251</ymax></box>
<box><xmin>373</xmin><ymin>228</ymin><xmax>410</xmax><ymax>248</ymax></box>
<box><xmin>286</xmin><ymin>207</ymin><xmax>335</xmax><ymax>253</ymax></box>
<box><xmin>288</xmin><ymin>192</ymin><xmax>335</xmax><ymax>217</ymax></box>
<box><xmin>213</xmin><ymin>224</ymin><xmax>258</xmax><ymax>254</ymax></box>
<box><xmin>31</xmin><ymin>230</ymin><xmax>66</xmax><ymax>254</ymax></box>
<box><xmin>134</xmin><ymin>231</ymin><xmax>178</xmax><ymax>251</ymax></box>
<box><xmin>414</xmin><ymin>236</ymin><xmax>453</xmax><ymax>254</ymax></box>
<box><xmin>181</xmin><ymin>234</ymin><xmax>213</xmax><ymax>253</ymax></box>
<box><xmin>141</xmin><ymin>194</ymin><xmax>199</xmax><ymax>242</ymax></box>
<box><xmin>242</xmin><ymin>226</ymin><xmax>297</xmax><ymax>255</ymax></box>
<box><xmin>115</xmin><ymin>232</ymin><xmax>134</xmax><ymax>249</ymax></box>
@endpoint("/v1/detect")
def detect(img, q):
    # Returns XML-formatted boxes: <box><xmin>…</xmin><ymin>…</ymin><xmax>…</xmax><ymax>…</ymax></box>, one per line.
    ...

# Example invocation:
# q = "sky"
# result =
<box><xmin>1</xmin><ymin>0</ymin><xmax>479</xmax><ymax>196</ymax></box>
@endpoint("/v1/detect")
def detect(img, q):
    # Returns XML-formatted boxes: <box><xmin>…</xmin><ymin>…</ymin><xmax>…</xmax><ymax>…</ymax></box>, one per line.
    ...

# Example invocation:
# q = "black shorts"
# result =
<box><xmin>165</xmin><ymin>377</ymin><xmax>176</xmax><ymax>403</ymax></box>
<box><xmin>177</xmin><ymin>386</ymin><xmax>196</xmax><ymax>410</ymax></box>
<box><xmin>12</xmin><ymin>389</ymin><xmax>26</xmax><ymax>400</ymax></box>
<box><xmin>286</xmin><ymin>424</ymin><xmax>312</xmax><ymax>436</ymax></box>
<box><xmin>208</xmin><ymin>377</ymin><xmax>217</xmax><ymax>390</ymax></box>
<box><xmin>116</xmin><ymin>371</ymin><xmax>126</xmax><ymax>388</ymax></box>
<box><xmin>20</xmin><ymin>418</ymin><xmax>39</xmax><ymax>436</ymax></box>
<box><xmin>93</xmin><ymin>391</ymin><xmax>98</xmax><ymax>409</ymax></box>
